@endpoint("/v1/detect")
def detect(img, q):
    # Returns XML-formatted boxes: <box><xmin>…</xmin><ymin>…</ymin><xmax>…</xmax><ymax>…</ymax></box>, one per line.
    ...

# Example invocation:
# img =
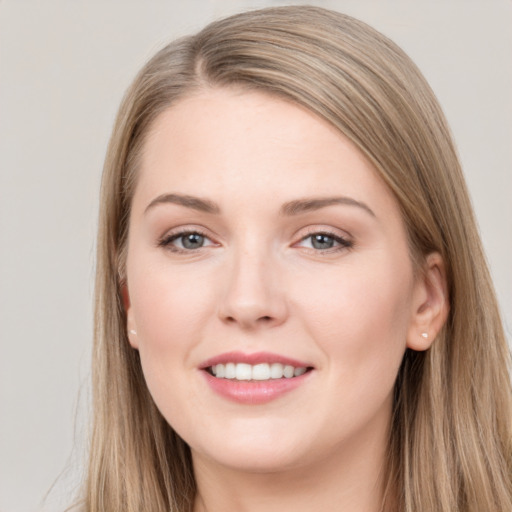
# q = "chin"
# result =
<box><xmin>195</xmin><ymin>443</ymin><xmax>307</xmax><ymax>474</ymax></box>
<box><xmin>186</xmin><ymin>418</ymin><xmax>321</xmax><ymax>474</ymax></box>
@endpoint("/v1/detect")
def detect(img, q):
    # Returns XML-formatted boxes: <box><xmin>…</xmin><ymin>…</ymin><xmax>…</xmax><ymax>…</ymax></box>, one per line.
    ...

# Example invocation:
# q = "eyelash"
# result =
<box><xmin>157</xmin><ymin>229</ymin><xmax>353</xmax><ymax>254</ymax></box>
<box><xmin>158</xmin><ymin>228</ymin><xmax>214</xmax><ymax>254</ymax></box>
<box><xmin>295</xmin><ymin>230</ymin><xmax>353</xmax><ymax>253</ymax></box>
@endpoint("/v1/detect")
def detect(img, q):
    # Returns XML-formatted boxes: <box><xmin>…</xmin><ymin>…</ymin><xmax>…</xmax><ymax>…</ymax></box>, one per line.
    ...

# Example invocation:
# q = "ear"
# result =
<box><xmin>406</xmin><ymin>252</ymin><xmax>450</xmax><ymax>351</ymax></box>
<box><xmin>122</xmin><ymin>284</ymin><xmax>139</xmax><ymax>349</ymax></box>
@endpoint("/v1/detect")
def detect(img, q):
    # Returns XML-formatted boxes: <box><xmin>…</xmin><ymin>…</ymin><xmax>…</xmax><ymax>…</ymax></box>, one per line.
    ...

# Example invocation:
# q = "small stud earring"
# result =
<box><xmin>421</xmin><ymin>332</ymin><xmax>428</xmax><ymax>339</ymax></box>
<box><xmin>129</xmin><ymin>329</ymin><xmax>137</xmax><ymax>335</ymax></box>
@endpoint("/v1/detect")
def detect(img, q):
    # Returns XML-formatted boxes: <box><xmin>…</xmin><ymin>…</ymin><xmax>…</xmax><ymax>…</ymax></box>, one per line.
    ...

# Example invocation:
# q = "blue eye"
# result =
<box><xmin>298</xmin><ymin>232</ymin><xmax>352</xmax><ymax>251</ymax></box>
<box><xmin>159</xmin><ymin>231</ymin><xmax>214</xmax><ymax>251</ymax></box>
<box><xmin>179</xmin><ymin>233</ymin><xmax>206</xmax><ymax>249</ymax></box>
<box><xmin>310</xmin><ymin>233</ymin><xmax>336</xmax><ymax>250</ymax></box>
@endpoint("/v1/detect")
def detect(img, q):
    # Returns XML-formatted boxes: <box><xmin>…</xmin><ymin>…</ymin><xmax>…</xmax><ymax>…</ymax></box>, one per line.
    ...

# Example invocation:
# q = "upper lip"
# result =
<box><xmin>200</xmin><ymin>351</ymin><xmax>312</xmax><ymax>369</ymax></box>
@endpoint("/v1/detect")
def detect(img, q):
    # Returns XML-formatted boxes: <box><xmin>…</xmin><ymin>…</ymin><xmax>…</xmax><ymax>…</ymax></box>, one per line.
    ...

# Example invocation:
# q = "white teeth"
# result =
<box><xmin>215</xmin><ymin>364</ymin><xmax>225</xmax><ymax>378</ymax></box>
<box><xmin>210</xmin><ymin>362</ymin><xmax>308</xmax><ymax>381</ymax></box>
<box><xmin>283</xmin><ymin>365</ymin><xmax>294</xmax><ymax>378</ymax></box>
<box><xmin>225</xmin><ymin>362</ymin><xmax>236</xmax><ymax>379</ymax></box>
<box><xmin>294</xmin><ymin>366</ymin><xmax>307</xmax><ymax>377</ymax></box>
<box><xmin>236</xmin><ymin>363</ymin><xmax>252</xmax><ymax>381</ymax></box>
<box><xmin>252</xmin><ymin>363</ymin><xmax>270</xmax><ymax>380</ymax></box>
<box><xmin>270</xmin><ymin>363</ymin><xmax>284</xmax><ymax>379</ymax></box>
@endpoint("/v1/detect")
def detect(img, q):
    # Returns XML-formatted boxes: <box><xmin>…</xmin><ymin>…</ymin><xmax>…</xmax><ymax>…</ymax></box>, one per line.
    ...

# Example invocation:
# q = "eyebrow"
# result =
<box><xmin>280</xmin><ymin>197</ymin><xmax>376</xmax><ymax>217</ymax></box>
<box><xmin>144</xmin><ymin>193</ymin><xmax>221</xmax><ymax>215</ymax></box>
<box><xmin>144</xmin><ymin>193</ymin><xmax>375</xmax><ymax>218</ymax></box>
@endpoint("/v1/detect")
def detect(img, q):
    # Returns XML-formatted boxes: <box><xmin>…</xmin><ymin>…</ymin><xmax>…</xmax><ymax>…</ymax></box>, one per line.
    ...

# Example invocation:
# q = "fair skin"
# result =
<box><xmin>124</xmin><ymin>88</ymin><xmax>448</xmax><ymax>512</ymax></box>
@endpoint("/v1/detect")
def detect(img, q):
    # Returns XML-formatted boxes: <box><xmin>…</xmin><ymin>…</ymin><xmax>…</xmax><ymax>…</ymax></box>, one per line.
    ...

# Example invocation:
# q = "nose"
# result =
<box><xmin>217</xmin><ymin>247</ymin><xmax>288</xmax><ymax>330</ymax></box>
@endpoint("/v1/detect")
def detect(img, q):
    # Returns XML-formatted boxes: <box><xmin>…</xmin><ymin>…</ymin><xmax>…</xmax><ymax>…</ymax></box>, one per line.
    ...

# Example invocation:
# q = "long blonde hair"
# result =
<box><xmin>84</xmin><ymin>6</ymin><xmax>512</xmax><ymax>511</ymax></box>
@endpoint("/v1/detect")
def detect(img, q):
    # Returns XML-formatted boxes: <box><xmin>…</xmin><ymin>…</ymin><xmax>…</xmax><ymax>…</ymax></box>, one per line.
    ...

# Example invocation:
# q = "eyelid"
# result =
<box><xmin>156</xmin><ymin>224</ymin><xmax>353</xmax><ymax>254</ymax></box>
<box><xmin>293</xmin><ymin>226</ymin><xmax>354</xmax><ymax>251</ymax></box>
<box><xmin>157</xmin><ymin>225</ymin><xmax>219</xmax><ymax>252</ymax></box>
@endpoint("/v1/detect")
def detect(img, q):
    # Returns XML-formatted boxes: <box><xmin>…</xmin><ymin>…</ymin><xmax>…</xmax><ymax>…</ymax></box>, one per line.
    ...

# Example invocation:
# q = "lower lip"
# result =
<box><xmin>202</xmin><ymin>370</ymin><xmax>312</xmax><ymax>404</ymax></box>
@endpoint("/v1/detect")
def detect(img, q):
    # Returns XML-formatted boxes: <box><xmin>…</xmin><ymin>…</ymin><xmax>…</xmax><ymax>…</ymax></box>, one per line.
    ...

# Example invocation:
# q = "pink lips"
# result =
<box><xmin>200</xmin><ymin>351</ymin><xmax>313</xmax><ymax>405</ymax></box>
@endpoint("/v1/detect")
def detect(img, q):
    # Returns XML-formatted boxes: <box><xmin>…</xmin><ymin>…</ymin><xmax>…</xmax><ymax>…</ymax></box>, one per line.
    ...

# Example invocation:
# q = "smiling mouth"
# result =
<box><xmin>206</xmin><ymin>362</ymin><xmax>312</xmax><ymax>381</ymax></box>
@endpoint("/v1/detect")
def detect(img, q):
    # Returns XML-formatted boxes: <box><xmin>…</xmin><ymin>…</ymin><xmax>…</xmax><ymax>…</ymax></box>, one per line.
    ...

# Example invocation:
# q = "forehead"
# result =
<box><xmin>135</xmin><ymin>87</ymin><xmax>399</xmax><ymax>220</ymax></box>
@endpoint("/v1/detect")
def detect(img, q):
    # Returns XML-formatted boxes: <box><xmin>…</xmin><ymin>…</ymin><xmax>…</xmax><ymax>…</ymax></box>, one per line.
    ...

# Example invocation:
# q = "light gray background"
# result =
<box><xmin>1</xmin><ymin>1</ymin><xmax>510</xmax><ymax>511</ymax></box>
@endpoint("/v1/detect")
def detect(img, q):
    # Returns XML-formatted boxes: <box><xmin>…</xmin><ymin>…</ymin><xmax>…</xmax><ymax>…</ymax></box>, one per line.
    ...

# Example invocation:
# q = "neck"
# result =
<box><xmin>192</xmin><ymin>417</ymin><xmax>392</xmax><ymax>512</ymax></box>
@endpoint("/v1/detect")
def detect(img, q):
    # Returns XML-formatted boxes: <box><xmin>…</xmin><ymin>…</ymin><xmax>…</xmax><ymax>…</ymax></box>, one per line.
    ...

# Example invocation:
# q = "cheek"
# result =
<box><xmin>295</xmin><ymin>258</ymin><xmax>413</xmax><ymax>383</ymax></box>
<box><xmin>127</xmin><ymin>263</ymin><xmax>212</xmax><ymax>422</ymax></box>
<box><xmin>131</xmin><ymin>261</ymin><xmax>211</xmax><ymax>335</ymax></box>
<box><xmin>127</xmin><ymin>259</ymin><xmax>220</xmax><ymax>388</ymax></box>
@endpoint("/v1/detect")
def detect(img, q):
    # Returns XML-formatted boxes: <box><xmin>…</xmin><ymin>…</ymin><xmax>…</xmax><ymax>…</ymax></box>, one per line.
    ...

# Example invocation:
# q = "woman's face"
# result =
<box><xmin>125</xmin><ymin>88</ymin><xmax>427</xmax><ymax>473</ymax></box>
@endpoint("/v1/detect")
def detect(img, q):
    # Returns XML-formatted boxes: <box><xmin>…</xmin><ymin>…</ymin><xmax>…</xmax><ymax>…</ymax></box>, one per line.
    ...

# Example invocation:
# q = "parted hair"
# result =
<box><xmin>83</xmin><ymin>6</ymin><xmax>512</xmax><ymax>511</ymax></box>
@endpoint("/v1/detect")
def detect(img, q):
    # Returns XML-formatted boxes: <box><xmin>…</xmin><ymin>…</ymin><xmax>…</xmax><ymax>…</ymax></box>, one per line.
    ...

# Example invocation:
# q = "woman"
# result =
<box><xmin>82</xmin><ymin>5</ymin><xmax>512</xmax><ymax>511</ymax></box>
